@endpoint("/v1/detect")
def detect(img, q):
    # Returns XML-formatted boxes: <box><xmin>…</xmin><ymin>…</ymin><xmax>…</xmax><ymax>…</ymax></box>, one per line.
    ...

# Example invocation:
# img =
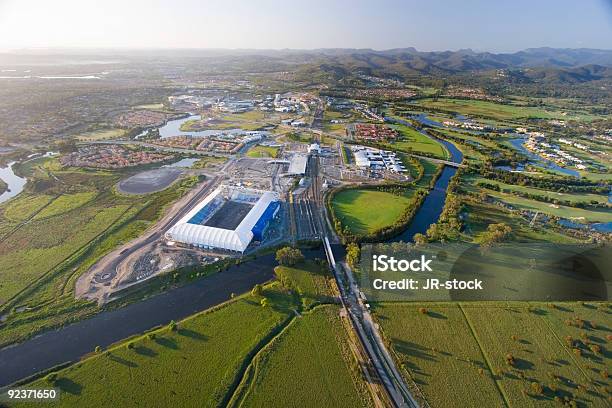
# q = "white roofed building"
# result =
<box><xmin>165</xmin><ymin>186</ymin><xmax>280</xmax><ymax>253</ymax></box>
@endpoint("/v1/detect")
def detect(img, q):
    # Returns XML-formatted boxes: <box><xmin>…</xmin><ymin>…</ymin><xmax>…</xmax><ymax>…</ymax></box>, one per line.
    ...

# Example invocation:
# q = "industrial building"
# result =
<box><xmin>351</xmin><ymin>146</ymin><xmax>407</xmax><ymax>173</ymax></box>
<box><xmin>165</xmin><ymin>185</ymin><xmax>280</xmax><ymax>253</ymax></box>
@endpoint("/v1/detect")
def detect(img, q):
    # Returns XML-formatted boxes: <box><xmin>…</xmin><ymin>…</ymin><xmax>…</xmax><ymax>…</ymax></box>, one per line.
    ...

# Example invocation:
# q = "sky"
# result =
<box><xmin>0</xmin><ymin>0</ymin><xmax>611</xmax><ymax>52</ymax></box>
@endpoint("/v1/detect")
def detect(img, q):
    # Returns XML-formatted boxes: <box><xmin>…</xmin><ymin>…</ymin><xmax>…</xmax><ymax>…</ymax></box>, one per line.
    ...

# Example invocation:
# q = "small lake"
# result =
<box><xmin>0</xmin><ymin>162</ymin><xmax>27</xmax><ymax>204</ymax></box>
<box><xmin>558</xmin><ymin>219</ymin><xmax>612</xmax><ymax>234</ymax></box>
<box><xmin>138</xmin><ymin>114</ymin><xmax>268</xmax><ymax>140</ymax></box>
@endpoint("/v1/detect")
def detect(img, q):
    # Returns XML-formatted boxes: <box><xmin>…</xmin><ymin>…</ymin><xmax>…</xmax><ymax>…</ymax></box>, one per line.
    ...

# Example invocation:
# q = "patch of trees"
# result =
<box><xmin>425</xmin><ymin>193</ymin><xmax>464</xmax><ymax>242</ymax></box>
<box><xmin>469</xmin><ymin>164</ymin><xmax>609</xmax><ymax>194</ymax></box>
<box><xmin>476</xmin><ymin>181</ymin><xmax>610</xmax><ymax>209</ymax></box>
<box><xmin>479</xmin><ymin>223</ymin><xmax>513</xmax><ymax>248</ymax></box>
<box><xmin>275</xmin><ymin>247</ymin><xmax>305</xmax><ymax>266</ymax></box>
<box><xmin>346</xmin><ymin>243</ymin><xmax>360</xmax><ymax>269</ymax></box>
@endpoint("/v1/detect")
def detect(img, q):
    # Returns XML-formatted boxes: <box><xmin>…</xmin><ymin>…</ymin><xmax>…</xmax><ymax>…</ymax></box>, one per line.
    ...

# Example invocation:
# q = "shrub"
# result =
<box><xmin>275</xmin><ymin>247</ymin><xmax>304</xmax><ymax>266</ymax></box>
<box><xmin>169</xmin><ymin>320</ymin><xmax>178</xmax><ymax>331</ymax></box>
<box><xmin>251</xmin><ymin>284</ymin><xmax>263</xmax><ymax>297</ymax></box>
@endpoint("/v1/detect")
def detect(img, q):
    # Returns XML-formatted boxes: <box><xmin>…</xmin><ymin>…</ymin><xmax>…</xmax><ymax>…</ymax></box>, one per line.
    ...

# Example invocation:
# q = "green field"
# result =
<box><xmin>2</xmin><ymin>194</ymin><xmax>54</xmax><ymax>222</ymax></box>
<box><xmin>22</xmin><ymin>284</ymin><xmax>295</xmax><ymax>408</ymax></box>
<box><xmin>463</xmin><ymin>201</ymin><xmax>579</xmax><ymax>243</ymax></box>
<box><xmin>32</xmin><ymin>192</ymin><xmax>97</xmax><ymax>220</ymax></box>
<box><xmin>374</xmin><ymin>302</ymin><xmax>611</xmax><ymax>408</ymax></box>
<box><xmin>467</xmin><ymin>185</ymin><xmax>612</xmax><ymax>223</ymax></box>
<box><xmin>181</xmin><ymin>110</ymin><xmax>270</xmax><ymax>132</ymax></box>
<box><xmin>331</xmin><ymin>188</ymin><xmax>417</xmax><ymax>236</ymax></box>
<box><xmin>246</xmin><ymin>145</ymin><xmax>279</xmax><ymax>158</ymax></box>
<box><xmin>0</xmin><ymin>157</ymin><xmax>203</xmax><ymax>347</ymax></box>
<box><xmin>414</xmin><ymin>98</ymin><xmax>603</xmax><ymax>122</ymax></box>
<box><xmin>76</xmin><ymin>128</ymin><xmax>126</xmax><ymax>141</ymax></box>
<box><xmin>465</xmin><ymin>175</ymin><xmax>610</xmax><ymax>206</ymax></box>
<box><xmin>274</xmin><ymin>261</ymin><xmax>333</xmax><ymax>308</ymax></box>
<box><xmin>20</xmin><ymin>262</ymin><xmax>373</xmax><ymax>408</ymax></box>
<box><xmin>233</xmin><ymin>305</ymin><xmax>372</xmax><ymax>408</ymax></box>
<box><xmin>388</xmin><ymin>124</ymin><xmax>449</xmax><ymax>159</ymax></box>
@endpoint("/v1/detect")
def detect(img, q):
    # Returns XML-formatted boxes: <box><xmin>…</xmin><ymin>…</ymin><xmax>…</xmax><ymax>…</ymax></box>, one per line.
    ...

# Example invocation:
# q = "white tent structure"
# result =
<box><xmin>165</xmin><ymin>186</ymin><xmax>279</xmax><ymax>252</ymax></box>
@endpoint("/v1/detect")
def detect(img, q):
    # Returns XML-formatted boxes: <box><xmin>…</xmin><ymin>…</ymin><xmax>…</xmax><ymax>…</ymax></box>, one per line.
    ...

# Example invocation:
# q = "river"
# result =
<box><xmin>0</xmin><ymin>249</ymin><xmax>324</xmax><ymax>387</ymax></box>
<box><xmin>0</xmin><ymin>162</ymin><xmax>27</xmax><ymax>204</ymax></box>
<box><xmin>386</xmin><ymin>117</ymin><xmax>464</xmax><ymax>242</ymax></box>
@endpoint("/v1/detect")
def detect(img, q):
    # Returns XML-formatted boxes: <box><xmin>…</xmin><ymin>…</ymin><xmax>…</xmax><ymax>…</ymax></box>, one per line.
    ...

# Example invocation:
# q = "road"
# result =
<box><xmin>76</xmin><ymin>160</ymin><xmax>232</xmax><ymax>302</ymax></box>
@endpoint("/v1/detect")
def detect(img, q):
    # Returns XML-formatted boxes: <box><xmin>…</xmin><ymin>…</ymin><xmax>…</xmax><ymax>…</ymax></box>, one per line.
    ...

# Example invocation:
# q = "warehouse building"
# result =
<box><xmin>165</xmin><ymin>185</ymin><xmax>280</xmax><ymax>253</ymax></box>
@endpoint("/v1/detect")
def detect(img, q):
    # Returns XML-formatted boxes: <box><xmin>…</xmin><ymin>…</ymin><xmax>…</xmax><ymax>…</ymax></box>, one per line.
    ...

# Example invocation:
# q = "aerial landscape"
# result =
<box><xmin>0</xmin><ymin>1</ymin><xmax>610</xmax><ymax>407</ymax></box>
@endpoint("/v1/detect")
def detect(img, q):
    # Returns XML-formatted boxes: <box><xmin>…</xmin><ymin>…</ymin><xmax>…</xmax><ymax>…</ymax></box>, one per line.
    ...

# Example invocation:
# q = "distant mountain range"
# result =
<box><xmin>2</xmin><ymin>47</ymin><xmax>611</xmax><ymax>83</ymax></box>
<box><xmin>299</xmin><ymin>47</ymin><xmax>612</xmax><ymax>78</ymax></box>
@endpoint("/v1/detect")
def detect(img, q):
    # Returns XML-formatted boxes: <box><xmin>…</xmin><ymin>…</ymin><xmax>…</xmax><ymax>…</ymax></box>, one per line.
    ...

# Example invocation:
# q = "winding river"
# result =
<box><xmin>0</xmin><ymin>162</ymin><xmax>27</xmax><ymax>204</ymax></box>
<box><xmin>386</xmin><ymin>117</ymin><xmax>464</xmax><ymax>242</ymax></box>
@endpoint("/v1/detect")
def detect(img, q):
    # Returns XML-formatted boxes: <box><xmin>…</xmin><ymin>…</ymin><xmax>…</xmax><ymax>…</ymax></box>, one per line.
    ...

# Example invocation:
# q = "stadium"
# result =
<box><xmin>165</xmin><ymin>185</ymin><xmax>280</xmax><ymax>253</ymax></box>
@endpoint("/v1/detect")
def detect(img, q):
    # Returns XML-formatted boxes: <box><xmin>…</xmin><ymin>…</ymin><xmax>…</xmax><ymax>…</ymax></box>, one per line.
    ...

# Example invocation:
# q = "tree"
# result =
<box><xmin>95</xmin><ymin>345</ymin><xmax>102</xmax><ymax>353</ymax></box>
<box><xmin>251</xmin><ymin>284</ymin><xmax>263</xmax><ymax>297</ymax></box>
<box><xmin>346</xmin><ymin>243</ymin><xmax>360</xmax><ymax>268</ymax></box>
<box><xmin>413</xmin><ymin>233</ymin><xmax>428</xmax><ymax>246</ymax></box>
<box><xmin>480</xmin><ymin>223</ymin><xmax>512</xmax><ymax>248</ymax></box>
<box><xmin>56</xmin><ymin>138</ymin><xmax>77</xmax><ymax>153</ymax></box>
<box><xmin>169</xmin><ymin>320</ymin><xmax>178</xmax><ymax>331</ymax></box>
<box><xmin>275</xmin><ymin>247</ymin><xmax>304</xmax><ymax>266</ymax></box>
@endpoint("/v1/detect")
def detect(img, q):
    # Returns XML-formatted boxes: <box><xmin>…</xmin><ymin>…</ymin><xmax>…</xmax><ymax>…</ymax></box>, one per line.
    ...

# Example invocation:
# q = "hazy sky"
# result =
<box><xmin>0</xmin><ymin>0</ymin><xmax>611</xmax><ymax>52</ymax></box>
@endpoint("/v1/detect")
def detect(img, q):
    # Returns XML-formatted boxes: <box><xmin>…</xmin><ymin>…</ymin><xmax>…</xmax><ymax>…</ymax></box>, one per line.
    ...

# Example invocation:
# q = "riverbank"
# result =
<box><xmin>0</xmin><ymin>247</ymin><xmax>324</xmax><ymax>387</ymax></box>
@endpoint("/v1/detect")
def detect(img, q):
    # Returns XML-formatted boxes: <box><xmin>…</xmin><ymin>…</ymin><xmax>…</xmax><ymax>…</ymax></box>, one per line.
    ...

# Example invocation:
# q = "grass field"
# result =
<box><xmin>274</xmin><ymin>261</ymin><xmax>333</xmax><ymax>309</ymax></box>
<box><xmin>20</xmin><ymin>263</ymin><xmax>372</xmax><ymax>408</ymax></box>
<box><xmin>32</xmin><ymin>191</ymin><xmax>97</xmax><ymax>220</ymax></box>
<box><xmin>76</xmin><ymin>129</ymin><xmax>126</xmax><ymax>141</ymax></box>
<box><xmin>2</xmin><ymin>194</ymin><xmax>54</xmax><ymax>222</ymax></box>
<box><xmin>467</xmin><ymin>186</ymin><xmax>612</xmax><ymax>223</ymax></box>
<box><xmin>233</xmin><ymin>305</ymin><xmax>372</xmax><ymax>408</ymax></box>
<box><xmin>414</xmin><ymin>98</ymin><xmax>604</xmax><ymax>122</ymax></box>
<box><xmin>0</xmin><ymin>157</ymin><xmax>203</xmax><ymax>347</ymax></box>
<box><xmin>388</xmin><ymin>124</ymin><xmax>449</xmax><ymax>159</ymax></box>
<box><xmin>181</xmin><ymin>110</ymin><xmax>270</xmax><ymax>132</ymax></box>
<box><xmin>374</xmin><ymin>302</ymin><xmax>611</xmax><ymax>408</ymax></box>
<box><xmin>463</xmin><ymin>201</ymin><xmax>579</xmax><ymax>243</ymax></box>
<box><xmin>246</xmin><ymin>145</ymin><xmax>279</xmax><ymax>158</ymax></box>
<box><xmin>331</xmin><ymin>188</ymin><xmax>417</xmax><ymax>236</ymax></box>
<box><xmin>22</xmin><ymin>284</ymin><xmax>296</xmax><ymax>408</ymax></box>
<box><xmin>465</xmin><ymin>175</ymin><xmax>610</xmax><ymax>206</ymax></box>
